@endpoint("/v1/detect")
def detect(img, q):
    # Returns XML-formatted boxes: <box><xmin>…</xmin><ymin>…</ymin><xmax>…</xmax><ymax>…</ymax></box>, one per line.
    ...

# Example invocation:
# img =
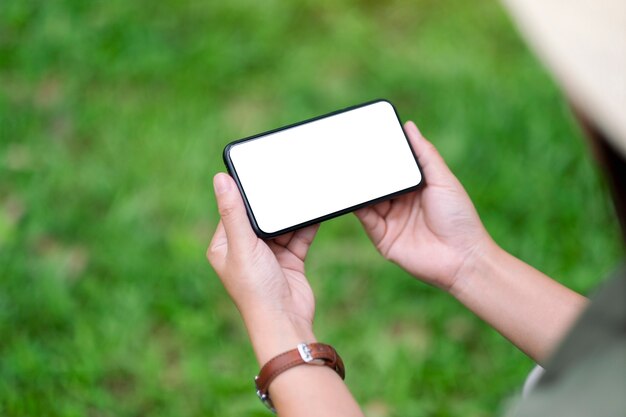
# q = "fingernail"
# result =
<box><xmin>406</xmin><ymin>120</ymin><xmax>423</xmax><ymax>137</ymax></box>
<box><xmin>214</xmin><ymin>173</ymin><xmax>232</xmax><ymax>195</ymax></box>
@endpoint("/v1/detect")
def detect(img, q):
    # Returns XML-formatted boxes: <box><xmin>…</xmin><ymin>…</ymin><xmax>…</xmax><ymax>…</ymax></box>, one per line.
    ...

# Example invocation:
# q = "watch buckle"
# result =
<box><xmin>297</xmin><ymin>343</ymin><xmax>314</xmax><ymax>362</ymax></box>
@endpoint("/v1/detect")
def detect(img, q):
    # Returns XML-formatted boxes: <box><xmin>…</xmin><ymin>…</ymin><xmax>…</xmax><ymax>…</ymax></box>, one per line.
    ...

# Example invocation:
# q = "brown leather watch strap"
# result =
<box><xmin>254</xmin><ymin>343</ymin><xmax>345</xmax><ymax>412</ymax></box>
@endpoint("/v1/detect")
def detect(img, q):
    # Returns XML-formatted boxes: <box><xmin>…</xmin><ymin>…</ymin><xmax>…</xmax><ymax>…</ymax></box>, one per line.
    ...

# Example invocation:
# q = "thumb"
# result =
<box><xmin>213</xmin><ymin>172</ymin><xmax>257</xmax><ymax>252</ymax></box>
<box><xmin>404</xmin><ymin>120</ymin><xmax>456</xmax><ymax>187</ymax></box>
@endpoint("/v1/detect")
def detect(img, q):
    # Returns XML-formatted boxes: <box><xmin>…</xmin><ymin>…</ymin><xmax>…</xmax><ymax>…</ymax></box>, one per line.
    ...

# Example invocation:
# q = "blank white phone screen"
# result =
<box><xmin>227</xmin><ymin>101</ymin><xmax>422</xmax><ymax>235</ymax></box>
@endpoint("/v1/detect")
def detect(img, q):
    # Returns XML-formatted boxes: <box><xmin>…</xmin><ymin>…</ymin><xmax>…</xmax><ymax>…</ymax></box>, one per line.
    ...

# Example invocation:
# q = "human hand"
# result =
<box><xmin>355</xmin><ymin>121</ymin><xmax>493</xmax><ymax>292</ymax></box>
<box><xmin>207</xmin><ymin>173</ymin><xmax>319</xmax><ymax>364</ymax></box>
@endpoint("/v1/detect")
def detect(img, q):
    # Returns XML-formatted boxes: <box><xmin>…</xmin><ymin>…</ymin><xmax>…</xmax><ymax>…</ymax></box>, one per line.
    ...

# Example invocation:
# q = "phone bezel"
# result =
<box><xmin>222</xmin><ymin>99</ymin><xmax>425</xmax><ymax>239</ymax></box>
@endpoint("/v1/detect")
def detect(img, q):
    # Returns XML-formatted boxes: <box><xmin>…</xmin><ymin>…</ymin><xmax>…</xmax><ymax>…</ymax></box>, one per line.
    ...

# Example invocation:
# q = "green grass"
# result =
<box><xmin>0</xmin><ymin>0</ymin><xmax>622</xmax><ymax>416</ymax></box>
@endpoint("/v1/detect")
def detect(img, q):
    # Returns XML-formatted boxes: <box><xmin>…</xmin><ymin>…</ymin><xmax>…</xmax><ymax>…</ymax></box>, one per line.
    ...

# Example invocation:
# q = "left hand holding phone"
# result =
<box><xmin>207</xmin><ymin>173</ymin><xmax>320</xmax><ymax>365</ymax></box>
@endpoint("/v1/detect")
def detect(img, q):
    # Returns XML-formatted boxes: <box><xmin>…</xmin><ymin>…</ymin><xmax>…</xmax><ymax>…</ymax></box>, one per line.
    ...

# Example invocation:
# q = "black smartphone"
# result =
<box><xmin>223</xmin><ymin>99</ymin><xmax>424</xmax><ymax>239</ymax></box>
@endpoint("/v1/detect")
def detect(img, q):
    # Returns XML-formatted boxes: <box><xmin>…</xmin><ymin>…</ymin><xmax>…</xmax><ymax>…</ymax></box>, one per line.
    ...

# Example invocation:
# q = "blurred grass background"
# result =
<box><xmin>0</xmin><ymin>0</ymin><xmax>623</xmax><ymax>416</ymax></box>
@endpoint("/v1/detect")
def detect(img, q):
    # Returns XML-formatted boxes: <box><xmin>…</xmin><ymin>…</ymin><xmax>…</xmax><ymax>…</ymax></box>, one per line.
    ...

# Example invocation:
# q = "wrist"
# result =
<box><xmin>243</xmin><ymin>311</ymin><xmax>316</xmax><ymax>365</ymax></box>
<box><xmin>448</xmin><ymin>237</ymin><xmax>501</xmax><ymax>299</ymax></box>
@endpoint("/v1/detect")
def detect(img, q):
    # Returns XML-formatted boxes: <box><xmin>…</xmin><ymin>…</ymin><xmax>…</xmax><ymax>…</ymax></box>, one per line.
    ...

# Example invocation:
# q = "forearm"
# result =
<box><xmin>449</xmin><ymin>241</ymin><xmax>588</xmax><ymax>364</ymax></box>
<box><xmin>243</xmin><ymin>313</ymin><xmax>364</xmax><ymax>417</ymax></box>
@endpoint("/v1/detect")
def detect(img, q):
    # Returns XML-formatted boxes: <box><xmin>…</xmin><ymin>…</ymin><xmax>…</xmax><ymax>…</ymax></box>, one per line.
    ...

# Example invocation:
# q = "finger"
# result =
<box><xmin>273</xmin><ymin>231</ymin><xmax>295</xmax><ymax>247</ymax></box>
<box><xmin>286</xmin><ymin>224</ymin><xmax>320</xmax><ymax>261</ymax></box>
<box><xmin>355</xmin><ymin>206</ymin><xmax>387</xmax><ymax>243</ymax></box>
<box><xmin>213</xmin><ymin>172</ymin><xmax>257</xmax><ymax>252</ymax></box>
<box><xmin>372</xmin><ymin>200</ymin><xmax>392</xmax><ymax>217</ymax></box>
<box><xmin>404</xmin><ymin>121</ymin><xmax>455</xmax><ymax>187</ymax></box>
<box><xmin>207</xmin><ymin>221</ymin><xmax>227</xmax><ymax>267</ymax></box>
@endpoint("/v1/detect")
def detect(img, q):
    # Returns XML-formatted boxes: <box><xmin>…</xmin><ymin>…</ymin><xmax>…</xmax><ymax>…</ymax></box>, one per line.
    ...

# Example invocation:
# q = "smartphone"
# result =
<box><xmin>223</xmin><ymin>99</ymin><xmax>424</xmax><ymax>239</ymax></box>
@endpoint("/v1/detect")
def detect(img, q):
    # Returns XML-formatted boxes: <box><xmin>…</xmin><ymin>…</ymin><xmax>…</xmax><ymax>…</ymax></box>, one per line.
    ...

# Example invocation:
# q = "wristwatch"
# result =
<box><xmin>254</xmin><ymin>342</ymin><xmax>346</xmax><ymax>413</ymax></box>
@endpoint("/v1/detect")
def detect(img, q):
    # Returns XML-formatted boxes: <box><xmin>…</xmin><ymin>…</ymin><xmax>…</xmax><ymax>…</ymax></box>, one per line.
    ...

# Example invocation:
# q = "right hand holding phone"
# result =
<box><xmin>355</xmin><ymin>121</ymin><xmax>494</xmax><ymax>292</ymax></box>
